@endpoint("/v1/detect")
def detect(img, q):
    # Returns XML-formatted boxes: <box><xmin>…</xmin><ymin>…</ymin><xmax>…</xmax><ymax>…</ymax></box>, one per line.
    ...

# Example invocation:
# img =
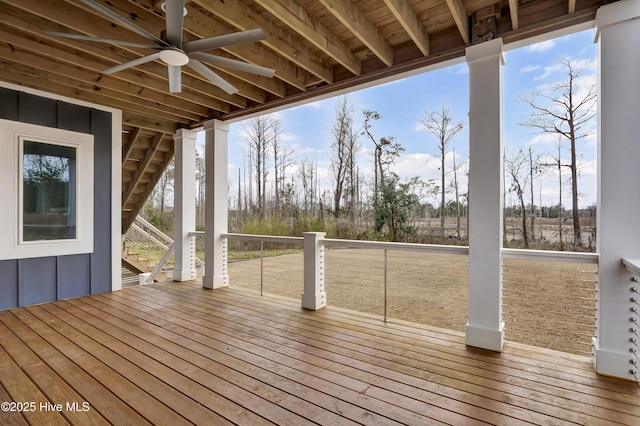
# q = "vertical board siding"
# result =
<box><xmin>57</xmin><ymin>255</ymin><xmax>92</xmax><ymax>300</ymax></box>
<box><xmin>0</xmin><ymin>260</ymin><xmax>18</xmax><ymax>310</ymax></box>
<box><xmin>0</xmin><ymin>88</ymin><xmax>112</xmax><ymax>309</ymax></box>
<box><xmin>18</xmin><ymin>258</ymin><xmax>57</xmax><ymax>306</ymax></box>
<box><xmin>90</xmin><ymin>109</ymin><xmax>113</xmax><ymax>294</ymax></box>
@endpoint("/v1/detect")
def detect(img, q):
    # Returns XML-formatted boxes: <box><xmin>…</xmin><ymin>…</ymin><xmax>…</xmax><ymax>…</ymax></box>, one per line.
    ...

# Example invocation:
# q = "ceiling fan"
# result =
<box><xmin>47</xmin><ymin>0</ymin><xmax>275</xmax><ymax>94</ymax></box>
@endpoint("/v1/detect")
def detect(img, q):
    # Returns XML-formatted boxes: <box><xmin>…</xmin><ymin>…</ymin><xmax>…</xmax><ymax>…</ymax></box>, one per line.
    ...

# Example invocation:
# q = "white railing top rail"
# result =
<box><xmin>321</xmin><ymin>238</ymin><xmax>469</xmax><ymax>255</ymax></box>
<box><xmin>502</xmin><ymin>248</ymin><xmax>599</xmax><ymax>264</ymax></box>
<box><xmin>622</xmin><ymin>258</ymin><xmax>640</xmax><ymax>275</ymax></box>
<box><xmin>217</xmin><ymin>232</ymin><xmax>600</xmax><ymax>262</ymax></box>
<box><xmin>129</xmin><ymin>222</ymin><xmax>172</xmax><ymax>252</ymax></box>
<box><xmin>134</xmin><ymin>215</ymin><xmax>174</xmax><ymax>246</ymax></box>
<box><xmin>222</xmin><ymin>232</ymin><xmax>304</xmax><ymax>245</ymax></box>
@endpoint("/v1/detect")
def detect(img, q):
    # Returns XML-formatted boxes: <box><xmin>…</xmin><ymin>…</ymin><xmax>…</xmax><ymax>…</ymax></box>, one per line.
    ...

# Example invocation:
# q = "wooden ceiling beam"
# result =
<box><xmin>319</xmin><ymin>0</ymin><xmax>394</xmax><ymax>67</ymax></box>
<box><xmin>569</xmin><ymin>0</ymin><xmax>577</xmax><ymax>14</ymax></box>
<box><xmin>445</xmin><ymin>0</ymin><xmax>470</xmax><ymax>44</ymax></box>
<box><xmin>509</xmin><ymin>0</ymin><xmax>519</xmax><ymax>30</ymax></box>
<box><xmin>192</xmin><ymin>0</ymin><xmax>334</xmax><ymax>84</ymax></box>
<box><xmin>122</xmin><ymin>113</ymin><xmax>178</xmax><ymax>134</ymax></box>
<box><xmin>382</xmin><ymin>0</ymin><xmax>430</xmax><ymax>56</ymax></box>
<box><xmin>176</xmin><ymin>6</ymin><xmax>291</xmax><ymax>95</ymax></box>
<box><xmin>252</xmin><ymin>0</ymin><xmax>361</xmax><ymax>76</ymax></box>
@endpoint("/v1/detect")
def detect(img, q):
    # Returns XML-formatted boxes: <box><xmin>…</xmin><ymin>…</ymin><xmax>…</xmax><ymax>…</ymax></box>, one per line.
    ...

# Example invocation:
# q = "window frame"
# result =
<box><xmin>0</xmin><ymin>119</ymin><xmax>94</xmax><ymax>260</ymax></box>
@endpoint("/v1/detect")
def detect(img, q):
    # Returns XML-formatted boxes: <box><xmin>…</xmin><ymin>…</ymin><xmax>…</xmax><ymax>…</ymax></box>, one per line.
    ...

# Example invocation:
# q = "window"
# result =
<box><xmin>22</xmin><ymin>140</ymin><xmax>77</xmax><ymax>241</ymax></box>
<box><xmin>0</xmin><ymin>119</ymin><xmax>93</xmax><ymax>260</ymax></box>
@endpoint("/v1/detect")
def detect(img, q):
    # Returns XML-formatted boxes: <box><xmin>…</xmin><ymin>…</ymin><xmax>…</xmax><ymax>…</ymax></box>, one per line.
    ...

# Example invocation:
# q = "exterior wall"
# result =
<box><xmin>0</xmin><ymin>87</ymin><xmax>113</xmax><ymax>309</ymax></box>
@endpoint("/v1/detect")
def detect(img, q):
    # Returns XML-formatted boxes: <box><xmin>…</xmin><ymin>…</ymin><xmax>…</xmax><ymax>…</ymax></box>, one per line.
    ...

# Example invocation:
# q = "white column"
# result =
<box><xmin>302</xmin><ymin>232</ymin><xmax>327</xmax><ymax>310</ymax></box>
<box><xmin>203</xmin><ymin>119</ymin><xmax>229</xmax><ymax>289</ymax></box>
<box><xmin>173</xmin><ymin>128</ymin><xmax>197</xmax><ymax>281</ymax></box>
<box><xmin>593</xmin><ymin>0</ymin><xmax>640</xmax><ymax>380</ymax></box>
<box><xmin>465</xmin><ymin>38</ymin><xmax>505</xmax><ymax>351</ymax></box>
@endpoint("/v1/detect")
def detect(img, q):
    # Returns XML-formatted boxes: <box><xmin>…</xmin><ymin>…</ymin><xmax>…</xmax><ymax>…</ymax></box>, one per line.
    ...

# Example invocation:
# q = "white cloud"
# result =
<box><xmin>453</xmin><ymin>64</ymin><xmax>469</xmax><ymax>75</ymax></box>
<box><xmin>299</xmin><ymin>100</ymin><xmax>324</xmax><ymax>109</ymax></box>
<box><xmin>528</xmin><ymin>133</ymin><xmax>558</xmax><ymax>146</ymax></box>
<box><xmin>520</xmin><ymin>65</ymin><xmax>540</xmax><ymax>73</ymax></box>
<box><xmin>526</xmin><ymin>40</ymin><xmax>556</xmax><ymax>53</ymax></box>
<box><xmin>534</xmin><ymin>63</ymin><xmax>563</xmax><ymax>81</ymax></box>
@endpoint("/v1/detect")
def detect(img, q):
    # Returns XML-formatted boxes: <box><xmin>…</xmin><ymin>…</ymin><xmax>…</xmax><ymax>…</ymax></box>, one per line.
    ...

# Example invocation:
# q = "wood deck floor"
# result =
<box><xmin>1</xmin><ymin>281</ymin><xmax>639</xmax><ymax>425</ymax></box>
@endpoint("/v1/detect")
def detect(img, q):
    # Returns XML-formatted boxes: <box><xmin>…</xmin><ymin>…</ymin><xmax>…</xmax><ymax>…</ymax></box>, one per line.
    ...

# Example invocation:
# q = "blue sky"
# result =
<box><xmin>217</xmin><ymin>28</ymin><xmax>597</xmax><ymax>209</ymax></box>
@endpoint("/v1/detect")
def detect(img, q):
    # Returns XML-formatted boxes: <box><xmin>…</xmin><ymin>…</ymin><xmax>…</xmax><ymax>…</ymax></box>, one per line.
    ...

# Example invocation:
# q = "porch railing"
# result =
<box><xmin>502</xmin><ymin>249</ymin><xmax>598</xmax><ymax>355</ymax></box>
<box><xmin>223</xmin><ymin>233</ymin><xmax>304</xmax><ymax>296</ymax></box>
<box><xmin>623</xmin><ymin>258</ymin><xmax>640</xmax><ymax>384</ymax></box>
<box><xmin>124</xmin><ymin>216</ymin><xmax>204</xmax><ymax>284</ymax></box>
<box><xmin>185</xmin><ymin>231</ymin><xmax>601</xmax><ymax>356</ymax></box>
<box><xmin>321</xmin><ymin>238</ymin><xmax>468</xmax><ymax>324</ymax></box>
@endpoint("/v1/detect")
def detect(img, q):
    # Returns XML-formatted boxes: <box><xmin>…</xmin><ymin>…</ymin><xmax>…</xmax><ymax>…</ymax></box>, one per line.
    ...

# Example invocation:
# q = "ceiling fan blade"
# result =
<box><xmin>78</xmin><ymin>0</ymin><xmax>169</xmax><ymax>47</ymax></box>
<box><xmin>188</xmin><ymin>52</ymin><xmax>275</xmax><ymax>78</ymax></box>
<box><xmin>168</xmin><ymin>65</ymin><xmax>182</xmax><ymax>93</ymax></box>
<box><xmin>164</xmin><ymin>0</ymin><xmax>184</xmax><ymax>46</ymax></box>
<box><xmin>182</xmin><ymin>29</ymin><xmax>266</xmax><ymax>53</ymax></box>
<box><xmin>188</xmin><ymin>59</ymin><xmax>238</xmax><ymax>95</ymax></box>
<box><xmin>45</xmin><ymin>31</ymin><xmax>160</xmax><ymax>49</ymax></box>
<box><xmin>102</xmin><ymin>51</ymin><xmax>162</xmax><ymax>74</ymax></box>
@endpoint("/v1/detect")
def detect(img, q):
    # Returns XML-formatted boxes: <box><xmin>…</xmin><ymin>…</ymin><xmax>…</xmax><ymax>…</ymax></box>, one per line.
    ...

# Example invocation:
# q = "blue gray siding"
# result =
<box><xmin>0</xmin><ymin>88</ymin><xmax>113</xmax><ymax>309</ymax></box>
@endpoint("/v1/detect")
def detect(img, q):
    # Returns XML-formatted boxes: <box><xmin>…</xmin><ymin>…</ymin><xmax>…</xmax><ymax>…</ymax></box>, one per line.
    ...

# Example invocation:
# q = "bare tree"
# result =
<box><xmin>271</xmin><ymin>118</ymin><xmax>293</xmax><ymax>217</ymax></box>
<box><xmin>520</xmin><ymin>57</ymin><xmax>596</xmax><ymax>247</ymax></box>
<box><xmin>362</xmin><ymin>110</ymin><xmax>403</xmax><ymax>216</ymax></box>
<box><xmin>330</xmin><ymin>96</ymin><xmax>357</xmax><ymax>218</ymax></box>
<box><xmin>419</xmin><ymin>104</ymin><xmax>464</xmax><ymax>235</ymax></box>
<box><xmin>156</xmin><ymin>159</ymin><xmax>174</xmax><ymax>214</ymax></box>
<box><xmin>542</xmin><ymin>137</ymin><xmax>572</xmax><ymax>250</ymax></box>
<box><xmin>244</xmin><ymin>116</ymin><xmax>272</xmax><ymax>217</ymax></box>
<box><xmin>450</xmin><ymin>148</ymin><xmax>463</xmax><ymax>239</ymax></box>
<box><xmin>298</xmin><ymin>157</ymin><xmax>316</xmax><ymax>214</ymax></box>
<box><xmin>505</xmin><ymin>148</ymin><xmax>532</xmax><ymax>248</ymax></box>
<box><xmin>195</xmin><ymin>151</ymin><xmax>206</xmax><ymax>228</ymax></box>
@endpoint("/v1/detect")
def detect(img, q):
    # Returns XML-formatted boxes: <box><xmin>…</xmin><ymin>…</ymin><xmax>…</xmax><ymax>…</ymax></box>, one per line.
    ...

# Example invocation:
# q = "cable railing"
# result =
<box><xmin>186</xmin><ymin>229</ymin><xmax>605</xmax><ymax>357</ymax></box>
<box><xmin>321</xmin><ymin>239</ymin><xmax>469</xmax><ymax>326</ymax></box>
<box><xmin>502</xmin><ymin>249</ymin><xmax>599</xmax><ymax>356</ymax></box>
<box><xmin>124</xmin><ymin>216</ymin><xmax>203</xmax><ymax>283</ymax></box>
<box><xmin>222</xmin><ymin>233</ymin><xmax>304</xmax><ymax>297</ymax></box>
<box><xmin>622</xmin><ymin>258</ymin><xmax>640</xmax><ymax>385</ymax></box>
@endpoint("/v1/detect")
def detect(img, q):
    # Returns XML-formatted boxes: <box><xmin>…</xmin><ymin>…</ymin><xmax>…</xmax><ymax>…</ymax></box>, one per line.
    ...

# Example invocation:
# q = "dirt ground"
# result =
<box><xmin>228</xmin><ymin>248</ymin><xmax>597</xmax><ymax>356</ymax></box>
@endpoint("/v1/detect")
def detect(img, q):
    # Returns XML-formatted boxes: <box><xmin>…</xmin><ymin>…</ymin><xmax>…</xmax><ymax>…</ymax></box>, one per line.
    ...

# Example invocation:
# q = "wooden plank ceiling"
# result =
<box><xmin>0</xmin><ymin>0</ymin><xmax>614</xmax><ymax>232</ymax></box>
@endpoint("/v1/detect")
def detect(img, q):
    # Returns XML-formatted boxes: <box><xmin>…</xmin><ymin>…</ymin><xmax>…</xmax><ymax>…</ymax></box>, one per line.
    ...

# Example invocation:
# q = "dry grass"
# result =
<box><xmin>227</xmin><ymin>248</ymin><xmax>597</xmax><ymax>356</ymax></box>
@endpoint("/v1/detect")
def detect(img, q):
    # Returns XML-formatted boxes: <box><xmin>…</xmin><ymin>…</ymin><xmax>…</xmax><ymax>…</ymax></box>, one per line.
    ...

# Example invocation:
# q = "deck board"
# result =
<box><xmin>0</xmin><ymin>281</ymin><xmax>638</xmax><ymax>425</ymax></box>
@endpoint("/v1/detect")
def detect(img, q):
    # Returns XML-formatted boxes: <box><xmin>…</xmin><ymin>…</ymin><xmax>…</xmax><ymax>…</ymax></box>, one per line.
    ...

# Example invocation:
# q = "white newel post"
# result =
<box><xmin>465</xmin><ymin>38</ymin><xmax>505</xmax><ymax>351</ymax></box>
<box><xmin>302</xmin><ymin>232</ymin><xmax>326</xmax><ymax>310</ymax></box>
<box><xmin>593</xmin><ymin>1</ymin><xmax>640</xmax><ymax>380</ymax></box>
<box><xmin>203</xmin><ymin>119</ymin><xmax>229</xmax><ymax>289</ymax></box>
<box><xmin>173</xmin><ymin>128</ymin><xmax>197</xmax><ymax>281</ymax></box>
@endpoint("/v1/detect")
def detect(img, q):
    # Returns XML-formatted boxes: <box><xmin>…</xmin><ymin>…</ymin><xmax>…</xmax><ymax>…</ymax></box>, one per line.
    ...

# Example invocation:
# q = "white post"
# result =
<box><xmin>302</xmin><ymin>232</ymin><xmax>326</xmax><ymax>310</ymax></box>
<box><xmin>593</xmin><ymin>1</ymin><xmax>640</xmax><ymax>380</ymax></box>
<box><xmin>465</xmin><ymin>38</ymin><xmax>505</xmax><ymax>351</ymax></box>
<box><xmin>203</xmin><ymin>119</ymin><xmax>229</xmax><ymax>289</ymax></box>
<box><xmin>173</xmin><ymin>128</ymin><xmax>197</xmax><ymax>281</ymax></box>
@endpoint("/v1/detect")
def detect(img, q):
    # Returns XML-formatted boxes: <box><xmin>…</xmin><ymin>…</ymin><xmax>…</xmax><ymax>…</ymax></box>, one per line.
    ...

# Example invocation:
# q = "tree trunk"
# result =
<box><xmin>440</xmin><ymin>149</ymin><xmax>445</xmax><ymax>236</ymax></box>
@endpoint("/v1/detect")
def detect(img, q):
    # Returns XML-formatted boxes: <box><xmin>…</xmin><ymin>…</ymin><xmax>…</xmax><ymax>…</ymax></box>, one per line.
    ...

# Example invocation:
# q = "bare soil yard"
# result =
<box><xmin>228</xmin><ymin>248</ymin><xmax>597</xmax><ymax>356</ymax></box>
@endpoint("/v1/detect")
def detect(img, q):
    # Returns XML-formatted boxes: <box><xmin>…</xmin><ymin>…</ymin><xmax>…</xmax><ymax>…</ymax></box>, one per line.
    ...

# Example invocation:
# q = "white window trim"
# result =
<box><xmin>0</xmin><ymin>119</ymin><xmax>94</xmax><ymax>260</ymax></box>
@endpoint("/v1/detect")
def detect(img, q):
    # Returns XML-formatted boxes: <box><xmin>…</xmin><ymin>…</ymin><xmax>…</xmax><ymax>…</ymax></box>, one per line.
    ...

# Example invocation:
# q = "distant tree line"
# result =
<box><xmin>143</xmin><ymin>58</ymin><xmax>596</xmax><ymax>251</ymax></box>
